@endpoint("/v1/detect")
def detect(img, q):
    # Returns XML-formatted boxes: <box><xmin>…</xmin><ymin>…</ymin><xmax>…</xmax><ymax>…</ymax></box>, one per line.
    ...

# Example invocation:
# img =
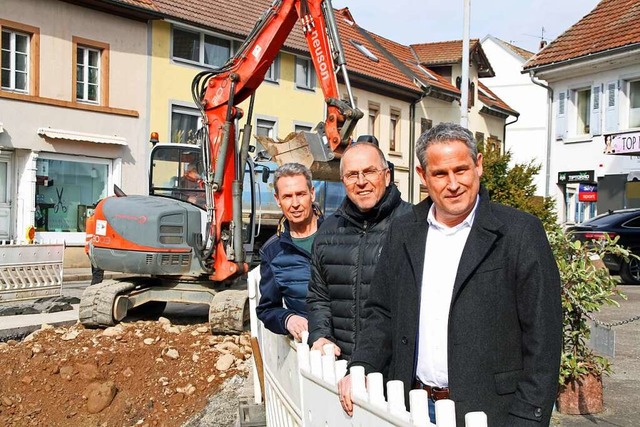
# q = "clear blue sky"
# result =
<box><xmin>332</xmin><ymin>0</ymin><xmax>601</xmax><ymax>53</ymax></box>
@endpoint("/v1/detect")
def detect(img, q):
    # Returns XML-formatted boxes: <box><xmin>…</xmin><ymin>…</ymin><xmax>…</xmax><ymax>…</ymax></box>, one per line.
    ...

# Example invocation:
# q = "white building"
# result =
<box><xmin>525</xmin><ymin>0</ymin><xmax>640</xmax><ymax>224</ymax></box>
<box><xmin>481</xmin><ymin>35</ymin><xmax>549</xmax><ymax>197</ymax></box>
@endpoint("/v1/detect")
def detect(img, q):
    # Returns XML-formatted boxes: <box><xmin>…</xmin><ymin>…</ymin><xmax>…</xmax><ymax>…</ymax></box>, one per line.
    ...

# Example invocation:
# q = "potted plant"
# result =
<box><xmin>547</xmin><ymin>228</ymin><xmax>629</xmax><ymax>415</ymax></box>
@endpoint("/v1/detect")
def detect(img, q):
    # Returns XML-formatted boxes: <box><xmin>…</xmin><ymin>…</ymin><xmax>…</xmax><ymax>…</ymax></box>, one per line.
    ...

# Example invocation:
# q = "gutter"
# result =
<box><xmin>524</xmin><ymin>43</ymin><xmax>640</xmax><ymax>75</ymax></box>
<box><xmin>529</xmin><ymin>71</ymin><xmax>553</xmax><ymax>198</ymax></box>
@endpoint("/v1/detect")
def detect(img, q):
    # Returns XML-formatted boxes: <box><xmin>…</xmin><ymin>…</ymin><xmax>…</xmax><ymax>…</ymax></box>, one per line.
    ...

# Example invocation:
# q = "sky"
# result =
<box><xmin>332</xmin><ymin>0</ymin><xmax>601</xmax><ymax>53</ymax></box>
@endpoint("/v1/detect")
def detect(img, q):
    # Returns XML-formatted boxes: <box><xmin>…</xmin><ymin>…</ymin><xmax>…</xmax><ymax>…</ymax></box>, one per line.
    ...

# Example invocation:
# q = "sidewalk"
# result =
<box><xmin>62</xmin><ymin>267</ymin><xmax>128</xmax><ymax>283</ymax></box>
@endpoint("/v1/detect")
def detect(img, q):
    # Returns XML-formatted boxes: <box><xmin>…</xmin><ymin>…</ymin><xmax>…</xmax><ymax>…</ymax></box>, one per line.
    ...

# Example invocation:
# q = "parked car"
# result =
<box><xmin>565</xmin><ymin>208</ymin><xmax>640</xmax><ymax>285</ymax></box>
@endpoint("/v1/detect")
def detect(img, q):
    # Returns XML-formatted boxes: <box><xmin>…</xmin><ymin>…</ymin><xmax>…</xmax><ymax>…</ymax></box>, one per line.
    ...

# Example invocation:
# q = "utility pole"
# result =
<box><xmin>460</xmin><ymin>0</ymin><xmax>470</xmax><ymax>128</ymax></box>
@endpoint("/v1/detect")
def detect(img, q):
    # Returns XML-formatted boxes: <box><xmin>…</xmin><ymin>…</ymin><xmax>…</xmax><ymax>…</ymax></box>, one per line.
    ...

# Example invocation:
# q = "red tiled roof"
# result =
<box><xmin>335</xmin><ymin>11</ymin><xmax>420</xmax><ymax>93</ymax></box>
<box><xmin>525</xmin><ymin>0</ymin><xmax>640</xmax><ymax>69</ymax></box>
<box><xmin>494</xmin><ymin>38</ymin><xmax>534</xmax><ymax>60</ymax></box>
<box><xmin>477</xmin><ymin>82</ymin><xmax>518</xmax><ymax>117</ymax></box>
<box><xmin>366</xmin><ymin>32</ymin><xmax>461</xmax><ymax>96</ymax></box>
<box><xmin>410</xmin><ymin>39</ymin><xmax>481</xmax><ymax>65</ymax></box>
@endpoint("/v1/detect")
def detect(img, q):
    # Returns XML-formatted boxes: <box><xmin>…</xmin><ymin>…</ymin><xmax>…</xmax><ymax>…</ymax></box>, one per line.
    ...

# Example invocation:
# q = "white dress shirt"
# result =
<box><xmin>416</xmin><ymin>196</ymin><xmax>479</xmax><ymax>387</ymax></box>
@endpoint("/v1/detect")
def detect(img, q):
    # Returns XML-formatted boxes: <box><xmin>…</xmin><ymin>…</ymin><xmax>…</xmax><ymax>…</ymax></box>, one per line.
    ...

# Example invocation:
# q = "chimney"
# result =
<box><xmin>539</xmin><ymin>40</ymin><xmax>548</xmax><ymax>50</ymax></box>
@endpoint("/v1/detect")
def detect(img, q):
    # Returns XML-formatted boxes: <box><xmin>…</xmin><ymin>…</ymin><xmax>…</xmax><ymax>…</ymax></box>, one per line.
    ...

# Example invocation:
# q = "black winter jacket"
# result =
<box><xmin>306</xmin><ymin>184</ymin><xmax>412</xmax><ymax>360</ymax></box>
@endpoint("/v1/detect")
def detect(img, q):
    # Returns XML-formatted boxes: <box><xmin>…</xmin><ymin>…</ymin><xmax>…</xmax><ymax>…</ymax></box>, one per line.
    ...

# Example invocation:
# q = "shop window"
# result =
<box><xmin>171</xmin><ymin>105</ymin><xmax>201</xmax><ymax>144</ymax></box>
<box><xmin>35</xmin><ymin>158</ymin><xmax>109</xmax><ymax>232</ymax></box>
<box><xmin>1</xmin><ymin>20</ymin><xmax>40</xmax><ymax>95</ymax></box>
<box><xmin>295</xmin><ymin>56</ymin><xmax>315</xmax><ymax>90</ymax></box>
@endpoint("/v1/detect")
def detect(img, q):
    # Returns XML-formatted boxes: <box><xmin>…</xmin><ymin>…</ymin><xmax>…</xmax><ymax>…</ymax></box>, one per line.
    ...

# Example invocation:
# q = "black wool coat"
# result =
<box><xmin>349</xmin><ymin>188</ymin><xmax>562</xmax><ymax>426</ymax></box>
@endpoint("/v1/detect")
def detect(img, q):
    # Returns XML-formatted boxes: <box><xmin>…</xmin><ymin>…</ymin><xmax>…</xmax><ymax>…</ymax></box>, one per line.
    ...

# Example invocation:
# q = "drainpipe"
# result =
<box><xmin>529</xmin><ymin>71</ymin><xmax>554</xmax><ymax>198</ymax></box>
<box><xmin>502</xmin><ymin>116</ymin><xmax>519</xmax><ymax>154</ymax></box>
<box><xmin>409</xmin><ymin>90</ymin><xmax>429</xmax><ymax>204</ymax></box>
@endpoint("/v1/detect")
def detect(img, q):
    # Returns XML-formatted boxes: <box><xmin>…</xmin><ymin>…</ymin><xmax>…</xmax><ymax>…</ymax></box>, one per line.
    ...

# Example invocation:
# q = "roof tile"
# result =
<box><xmin>525</xmin><ymin>0</ymin><xmax>640</xmax><ymax>69</ymax></box>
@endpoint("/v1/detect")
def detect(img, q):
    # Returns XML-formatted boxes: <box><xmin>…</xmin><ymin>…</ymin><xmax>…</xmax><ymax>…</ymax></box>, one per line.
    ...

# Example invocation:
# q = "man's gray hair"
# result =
<box><xmin>415</xmin><ymin>122</ymin><xmax>478</xmax><ymax>169</ymax></box>
<box><xmin>339</xmin><ymin>141</ymin><xmax>388</xmax><ymax>175</ymax></box>
<box><xmin>273</xmin><ymin>163</ymin><xmax>313</xmax><ymax>195</ymax></box>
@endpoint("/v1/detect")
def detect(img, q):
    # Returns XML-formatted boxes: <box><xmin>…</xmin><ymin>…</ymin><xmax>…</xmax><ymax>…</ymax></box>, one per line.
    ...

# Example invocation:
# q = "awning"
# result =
<box><xmin>37</xmin><ymin>128</ymin><xmax>127</xmax><ymax>145</ymax></box>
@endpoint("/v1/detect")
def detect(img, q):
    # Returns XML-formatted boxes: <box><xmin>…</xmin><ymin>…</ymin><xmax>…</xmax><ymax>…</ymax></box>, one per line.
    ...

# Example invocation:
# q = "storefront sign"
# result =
<box><xmin>579</xmin><ymin>183</ymin><xmax>598</xmax><ymax>202</ymax></box>
<box><xmin>604</xmin><ymin>131</ymin><xmax>640</xmax><ymax>155</ymax></box>
<box><xmin>558</xmin><ymin>170</ymin><xmax>595</xmax><ymax>184</ymax></box>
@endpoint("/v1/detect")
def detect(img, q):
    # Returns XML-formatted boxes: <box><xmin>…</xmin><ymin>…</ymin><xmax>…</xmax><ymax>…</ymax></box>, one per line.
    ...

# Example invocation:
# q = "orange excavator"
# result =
<box><xmin>80</xmin><ymin>0</ymin><xmax>362</xmax><ymax>333</ymax></box>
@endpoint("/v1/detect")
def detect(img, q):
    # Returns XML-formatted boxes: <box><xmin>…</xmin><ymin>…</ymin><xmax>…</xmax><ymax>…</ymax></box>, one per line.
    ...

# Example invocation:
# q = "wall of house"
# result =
<box><xmin>545</xmin><ymin>58</ymin><xmax>640</xmax><ymax>223</ymax></box>
<box><xmin>0</xmin><ymin>0</ymin><xmax>149</xmax><ymax>247</ymax></box>
<box><xmin>481</xmin><ymin>38</ymin><xmax>549</xmax><ymax>197</ymax></box>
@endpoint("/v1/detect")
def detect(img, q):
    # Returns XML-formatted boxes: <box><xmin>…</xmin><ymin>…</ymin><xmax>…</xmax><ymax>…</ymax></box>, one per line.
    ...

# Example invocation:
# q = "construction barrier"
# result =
<box><xmin>247</xmin><ymin>268</ymin><xmax>488</xmax><ymax>427</ymax></box>
<box><xmin>0</xmin><ymin>240</ymin><xmax>65</xmax><ymax>303</ymax></box>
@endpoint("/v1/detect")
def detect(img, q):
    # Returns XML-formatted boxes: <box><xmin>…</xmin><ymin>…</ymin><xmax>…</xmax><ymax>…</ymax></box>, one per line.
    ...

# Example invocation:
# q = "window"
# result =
<box><xmin>1</xmin><ymin>29</ymin><xmax>28</xmax><ymax>92</ymax></box>
<box><xmin>389</xmin><ymin>110</ymin><xmax>400</xmax><ymax>152</ymax></box>
<box><xmin>350</xmin><ymin>40</ymin><xmax>379</xmax><ymax>62</ymax></box>
<box><xmin>265</xmin><ymin>54</ymin><xmax>280</xmax><ymax>82</ymax></box>
<box><xmin>575</xmin><ymin>88</ymin><xmax>591</xmax><ymax>135</ymax></box>
<box><xmin>1</xmin><ymin>20</ymin><xmax>39</xmax><ymax>95</ymax></box>
<box><xmin>256</xmin><ymin>118</ymin><xmax>276</xmax><ymax>152</ymax></box>
<box><xmin>475</xmin><ymin>132</ymin><xmax>485</xmax><ymax>151</ymax></box>
<box><xmin>421</xmin><ymin>118</ymin><xmax>432</xmax><ymax>134</ymax></box>
<box><xmin>76</xmin><ymin>46</ymin><xmax>100</xmax><ymax>103</ymax></box>
<box><xmin>35</xmin><ymin>158</ymin><xmax>109</xmax><ymax>232</ymax></box>
<box><xmin>294</xmin><ymin>124</ymin><xmax>313</xmax><ymax>133</ymax></box>
<box><xmin>630</xmin><ymin>80</ymin><xmax>640</xmax><ymax>128</ymax></box>
<box><xmin>171</xmin><ymin>105</ymin><xmax>201</xmax><ymax>144</ymax></box>
<box><xmin>295</xmin><ymin>57</ymin><xmax>315</xmax><ymax>90</ymax></box>
<box><xmin>172</xmin><ymin>26</ymin><xmax>235</xmax><ymax>68</ymax></box>
<box><xmin>368</xmin><ymin>103</ymin><xmax>379</xmax><ymax>139</ymax></box>
<box><xmin>72</xmin><ymin>37</ymin><xmax>109</xmax><ymax>106</ymax></box>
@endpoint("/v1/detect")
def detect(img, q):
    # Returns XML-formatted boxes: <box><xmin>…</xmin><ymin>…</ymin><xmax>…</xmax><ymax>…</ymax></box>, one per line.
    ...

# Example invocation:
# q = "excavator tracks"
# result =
<box><xmin>79</xmin><ymin>281</ymin><xmax>136</xmax><ymax>328</ymax></box>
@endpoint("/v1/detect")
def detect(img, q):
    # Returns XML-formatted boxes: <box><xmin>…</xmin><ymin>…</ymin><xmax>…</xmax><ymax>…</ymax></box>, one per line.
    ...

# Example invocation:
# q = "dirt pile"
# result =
<box><xmin>0</xmin><ymin>318</ymin><xmax>252</xmax><ymax>427</ymax></box>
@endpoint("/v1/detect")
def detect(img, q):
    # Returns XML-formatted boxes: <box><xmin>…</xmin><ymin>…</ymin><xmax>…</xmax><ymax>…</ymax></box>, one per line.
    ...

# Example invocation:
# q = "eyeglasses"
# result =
<box><xmin>342</xmin><ymin>168</ymin><xmax>388</xmax><ymax>184</ymax></box>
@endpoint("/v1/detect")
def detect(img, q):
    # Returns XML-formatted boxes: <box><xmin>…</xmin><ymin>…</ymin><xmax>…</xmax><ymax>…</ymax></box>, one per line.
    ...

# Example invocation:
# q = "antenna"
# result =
<box><xmin>523</xmin><ymin>27</ymin><xmax>548</xmax><ymax>43</ymax></box>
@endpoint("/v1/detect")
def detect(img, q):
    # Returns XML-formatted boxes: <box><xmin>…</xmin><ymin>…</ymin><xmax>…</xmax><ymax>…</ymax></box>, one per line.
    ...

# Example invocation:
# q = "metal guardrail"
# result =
<box><xmin>0</xmin><ymin>240</ymin><xmax>65</xmax><ymax>303</ymax></box>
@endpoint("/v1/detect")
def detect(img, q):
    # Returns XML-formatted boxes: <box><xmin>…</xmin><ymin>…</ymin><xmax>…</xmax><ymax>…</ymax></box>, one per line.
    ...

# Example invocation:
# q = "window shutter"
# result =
<box><xmin>590</xmin><ymin>84</ymin><xmax>602</xmax><ymax>136</ymax></box>
<box><xmin>556</xmin><ymin>90</ymin><xmax>567</xmax><ymax>140</ymax></box>
<box><xmin>605</xmin><ymin>81</ymin><xmax>619</xmax><ymax>132</ymax></box>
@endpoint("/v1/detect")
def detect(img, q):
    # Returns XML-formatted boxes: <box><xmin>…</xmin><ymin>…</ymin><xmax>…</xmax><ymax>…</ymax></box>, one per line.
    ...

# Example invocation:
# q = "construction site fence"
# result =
<box><xmin>0</xmin><ymin>240</ymin><xmax>65</xmax><ymax>303</ymax></box>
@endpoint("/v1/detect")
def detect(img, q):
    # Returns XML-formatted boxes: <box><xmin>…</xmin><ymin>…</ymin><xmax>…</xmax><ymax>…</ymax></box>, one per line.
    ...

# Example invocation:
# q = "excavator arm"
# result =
<box><xmin>191</xmin><ymin>0</ymin><xmax>362</xmax><ymax>282</ymax></box>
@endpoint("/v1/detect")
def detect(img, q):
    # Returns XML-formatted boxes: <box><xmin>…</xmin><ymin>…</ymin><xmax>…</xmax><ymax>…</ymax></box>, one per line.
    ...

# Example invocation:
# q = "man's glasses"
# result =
<box><xmin>342</xmin><ymin>168</ymin><xmax>388</xmax><ymax>184</ymax></box>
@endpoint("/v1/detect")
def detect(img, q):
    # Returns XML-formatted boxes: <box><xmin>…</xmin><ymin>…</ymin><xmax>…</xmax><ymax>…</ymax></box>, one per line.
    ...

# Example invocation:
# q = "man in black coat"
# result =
<box><xmin>306</xmin><ymin>141</ymin><xmax>412</xmax><ymax>360</ymax></box>
<box><xmin>339</xmin><ymin>123</ymin><xmax>562</xmax><ymax>426</ymax></box>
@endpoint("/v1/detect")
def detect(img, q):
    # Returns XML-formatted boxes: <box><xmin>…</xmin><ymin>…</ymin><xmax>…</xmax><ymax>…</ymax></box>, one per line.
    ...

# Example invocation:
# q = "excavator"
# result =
<box><xmin>79</xmin><ymin>0</ymin><xmax>363</xmax><ymax>333</ymax></box>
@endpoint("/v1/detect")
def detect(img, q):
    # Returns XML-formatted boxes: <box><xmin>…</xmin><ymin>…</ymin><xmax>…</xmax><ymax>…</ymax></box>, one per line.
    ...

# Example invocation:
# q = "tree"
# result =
<box><xmin>480</xmin><ymin>146</ymin><xmax>556</xmax><ymax>230</ymax></box>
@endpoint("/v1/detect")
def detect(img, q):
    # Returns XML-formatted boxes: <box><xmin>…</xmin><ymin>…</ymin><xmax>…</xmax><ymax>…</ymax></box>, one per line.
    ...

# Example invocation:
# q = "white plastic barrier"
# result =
<box><xmin>0</xmin><ymin>240</ymin><xmax>65</xmax><ymax>302</ymax></box>
<box><xmin>247</xmin><ymin>267</ymin><xmax>487</xmax><ymax>427</ymax></box>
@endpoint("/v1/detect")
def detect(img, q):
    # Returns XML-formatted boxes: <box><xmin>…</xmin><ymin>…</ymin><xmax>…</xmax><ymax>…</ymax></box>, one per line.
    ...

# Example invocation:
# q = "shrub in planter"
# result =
<box><xmin>547</xmin><ymin>228</ymin><xmax>629</xmax><ymax>414</ymax></box>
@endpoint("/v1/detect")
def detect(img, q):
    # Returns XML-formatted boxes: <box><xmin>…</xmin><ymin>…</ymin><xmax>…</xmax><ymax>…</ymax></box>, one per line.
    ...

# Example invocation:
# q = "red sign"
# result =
<box><xmin>579</xmin><ymin>184</ymin><xmax>597</xmax><ymax>202</ymax></box>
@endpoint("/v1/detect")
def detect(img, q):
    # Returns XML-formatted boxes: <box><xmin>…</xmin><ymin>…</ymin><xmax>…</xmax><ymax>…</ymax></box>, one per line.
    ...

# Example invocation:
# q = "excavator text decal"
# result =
<box><xmin>310</xmin><ymin>29</ymin><xmax>330</xmax><ymax>82</ymax></box>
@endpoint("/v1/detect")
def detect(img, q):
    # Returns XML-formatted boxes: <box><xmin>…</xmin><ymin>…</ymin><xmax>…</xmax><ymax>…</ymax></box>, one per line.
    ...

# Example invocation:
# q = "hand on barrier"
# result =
<box><xmin>337</xmin><ymin>374</ymin><xmax>354</xmax><ymax>416</ymax></box>
<box><xmin>286</xmin><ymin>315</ymin><xmax>308</xmax><ymax>342</ymax></box>
<box><xmin>311</xmin><ymin>337</ymin><xmax>341</xmax><ymax>357</ymax></box>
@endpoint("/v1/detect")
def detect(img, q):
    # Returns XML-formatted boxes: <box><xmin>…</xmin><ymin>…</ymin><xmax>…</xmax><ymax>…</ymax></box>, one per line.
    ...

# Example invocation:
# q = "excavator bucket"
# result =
<box><xmin>256</xmin><ymin>132</ymin><xmax>342</xmax><ymax>181</ymax></box>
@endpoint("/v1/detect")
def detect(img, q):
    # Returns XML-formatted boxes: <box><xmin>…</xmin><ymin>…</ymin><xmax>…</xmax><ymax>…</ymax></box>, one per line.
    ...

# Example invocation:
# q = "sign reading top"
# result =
<box><xmin>558</xmin><ymin>170</ymin><xmax>595</xmax><ymax>184</ymax></box>
<box><xmin>604</xmin><ymin>131</ymin><xmax>640</xmax><ymax>155</ymax></box>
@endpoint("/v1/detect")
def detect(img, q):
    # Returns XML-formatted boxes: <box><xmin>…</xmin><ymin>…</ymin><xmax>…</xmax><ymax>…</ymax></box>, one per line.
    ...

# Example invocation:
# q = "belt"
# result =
<box><xmin>413</xmin><ymin>379</ymin><xmax>450</xmax><ymax>401</ymax></box>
